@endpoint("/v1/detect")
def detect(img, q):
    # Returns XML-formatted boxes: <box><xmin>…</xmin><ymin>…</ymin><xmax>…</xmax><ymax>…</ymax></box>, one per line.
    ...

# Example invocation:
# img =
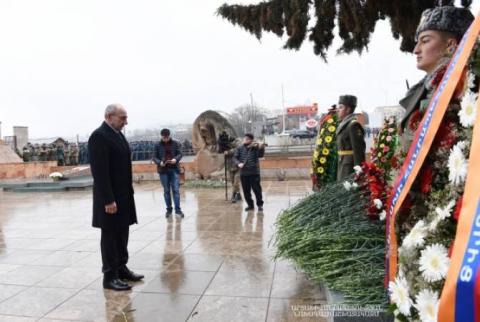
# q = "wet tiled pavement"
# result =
<box><xmin>0</xmin><ymin>180</ymin><xmax>328</xmax><ymax>322</ymax></box>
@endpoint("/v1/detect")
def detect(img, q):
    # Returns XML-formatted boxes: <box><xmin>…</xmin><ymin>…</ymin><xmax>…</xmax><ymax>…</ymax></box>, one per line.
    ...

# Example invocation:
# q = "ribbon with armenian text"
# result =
<box><xmin>439</xmin><ymin>93</ymin><xmax>480</xmax><ymax>322</ymax></box>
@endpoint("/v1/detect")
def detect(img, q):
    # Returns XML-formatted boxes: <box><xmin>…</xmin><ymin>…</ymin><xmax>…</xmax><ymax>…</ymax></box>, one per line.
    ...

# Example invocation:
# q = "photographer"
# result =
<box><xmin>153</xmin><ymin>128</ymin><xmax>184</xmax><ymax>218</ymax></box>
<box><xmin>233</xmin><ymin>133</ymin><xmax>266</xmax><ymax>212</ymax></box>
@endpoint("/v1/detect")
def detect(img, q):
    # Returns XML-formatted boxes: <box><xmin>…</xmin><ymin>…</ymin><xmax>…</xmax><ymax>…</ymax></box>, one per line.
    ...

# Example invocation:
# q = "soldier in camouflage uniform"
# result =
<box><xmin>56</xmin><ymin>144</ymin><xmax>65</xmax><ymax>166</ymax></box>
<box><xmin>70</xmin><ymin>144</ymin><xmax>79</xmax><ymax>166</ymax></box>
<box><xmin>335</xmin><ymin>95</ymin><xmax>366</xmax><ymax>182</ymax></box>
<box><xmin>39</xmin><ymin>144</ymin><xmax>48</xmax><ymax>162</ymax></box>
<box><xmin>22</xmin><ymin>145</ymin><xmax>31</xmax><ymax>162</ymax></box>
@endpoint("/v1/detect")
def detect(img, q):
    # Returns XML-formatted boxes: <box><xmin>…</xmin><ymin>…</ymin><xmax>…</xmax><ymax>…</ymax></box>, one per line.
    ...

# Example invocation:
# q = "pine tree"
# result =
<box><xmin>217</xmin><ymin>0</ymin><xmax>473</xmax><ymax>61</ymax></box>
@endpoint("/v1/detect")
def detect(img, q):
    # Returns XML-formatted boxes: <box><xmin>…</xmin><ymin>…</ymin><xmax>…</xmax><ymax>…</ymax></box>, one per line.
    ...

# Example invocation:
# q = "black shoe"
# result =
<box><xmin>231</xmin><ymin>193</ymin><xmax>237</xmax><ymax>203</ymax></box>
<box><xmin>175</xmin><ymin>210</ymin><xmax>184</xmax><ymax>218</ymax></box>
<box><xmin>119</xmin><ymin>268</ymin><xmax>145</xmax><ymax>282</ymax></box>
<box><xmin>258</xmin><ymin>206</ymin><xmax>264</xmax><ymax>212</ymax></box>
<box><xmin>103</xmin><ymin>278</ymin><xmax>132</xmax><ymax>291</ymax></box>
<box><xmin>245</xmin><ymin>206</ymin><xmax>254</xmax><ymax>212</ymax></box>
<box><xmin>166</xmin><ymin>209</ymin><xmax>173</xmax><ymax>218</ymax></box>
<box><xmin>235</xmin><ymin>193</ymin><xmax>242</xmax><ymax>201</ymax></box>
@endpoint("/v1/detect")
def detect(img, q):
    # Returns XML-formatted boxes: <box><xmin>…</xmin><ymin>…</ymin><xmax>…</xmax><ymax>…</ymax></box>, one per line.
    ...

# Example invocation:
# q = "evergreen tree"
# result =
<box><xmin>217</xmin><ymin>0</ymin><xmax>473</xmax><ymax>61</ymax></box>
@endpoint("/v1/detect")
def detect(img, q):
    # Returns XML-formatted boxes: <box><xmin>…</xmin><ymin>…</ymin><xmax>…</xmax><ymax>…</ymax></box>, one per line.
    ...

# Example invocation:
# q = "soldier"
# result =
<box><xmin>47</xmin><ymin>144</ymin><xmax>56</xmax><ymax>161</ymax></box>
<box><xmin>219</xmin><ymin>131</ymin><xmax>242</xmax><ymax>203</ymax></box>
<box><xmin>70</xmin><ymin>144</ymin><xmax>79</xmax><ymax>165</ymax></box>
<box><xmin>22</xmin><ymin>145</ymin><xmax>31</xmax><ymax>162</ymax></box>
<box><xmin>39</xmin><ymin>144</ymin><xmax>48</xmax><ymax>162</ymax></box>
<box><xmin>56</xmin><ymin>144</ymin><xmax>65</xmax><ymax>166</ymax></box>
<box><xmin>64</xmin><ymin>144</ymin><xmax>71</xmax><ymax>166</ymax></box>
<box><xmin>335</xmin><ymin>95</ymin><xmax>366</xmax><ymax>182</ymax></box>
<box><xmin>32</xmin><ymin>144</ymin><xmax>40</xmax><ymax>161</ymax></box>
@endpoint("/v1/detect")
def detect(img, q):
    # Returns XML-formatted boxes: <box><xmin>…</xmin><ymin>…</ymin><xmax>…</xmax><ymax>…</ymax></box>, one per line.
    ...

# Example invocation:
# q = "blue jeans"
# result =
<box><xmin>159</xmin><ymin>168</ymin><xmax>181</xmax><ymax>212</ymax></box>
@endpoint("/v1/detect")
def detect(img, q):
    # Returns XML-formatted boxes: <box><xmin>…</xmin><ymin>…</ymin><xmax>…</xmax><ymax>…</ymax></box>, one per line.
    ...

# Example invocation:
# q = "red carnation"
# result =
<box><xmin>453</xmin><ymin>196</ymin><xmax>464</xmax><ymax>221</ymax></box>
<box><xmin>420</xmin><ymin>166</ymin><xmax>433</xmax><ymax>194</ymax></box>
<box><xmin>383</xmin><ymin>146</ymin><xmax>390</xmax><ymax>153</ymax></box>
<box><xmin>431</xmin><ymin>65</ymin><xmax>447</xmax><ymax>88</ymax></box>
<box><xmin>409</xmin><ymin>110</ymin><xmax>422</xmax><ymax>131</ymax></box>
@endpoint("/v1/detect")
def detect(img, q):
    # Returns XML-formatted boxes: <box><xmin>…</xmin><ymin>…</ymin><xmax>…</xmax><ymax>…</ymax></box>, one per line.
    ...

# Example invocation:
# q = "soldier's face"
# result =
<box><xmin>337</xmin><ymin>104</ymin><xmax>351</xmax><ymax>120</ymax></box>
<box><xmin>414</xmin><ymin>30</ymin><xmax>457</xmax><ymax>74</ymax></box>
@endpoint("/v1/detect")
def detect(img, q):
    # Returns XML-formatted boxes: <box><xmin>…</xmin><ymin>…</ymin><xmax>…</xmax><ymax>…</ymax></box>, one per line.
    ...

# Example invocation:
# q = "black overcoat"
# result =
<box><xmin>88</xmin><ymin>122</ymin><xmax>137</xmax><ymax>229</ymax></box>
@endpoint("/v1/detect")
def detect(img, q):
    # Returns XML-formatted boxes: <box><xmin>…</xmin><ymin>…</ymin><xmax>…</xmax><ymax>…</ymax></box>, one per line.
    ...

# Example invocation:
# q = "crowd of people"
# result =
<box><xmin>20</xmin><ymin>139</ymin><xmax>194</xmax><ymax>165</ymax></box>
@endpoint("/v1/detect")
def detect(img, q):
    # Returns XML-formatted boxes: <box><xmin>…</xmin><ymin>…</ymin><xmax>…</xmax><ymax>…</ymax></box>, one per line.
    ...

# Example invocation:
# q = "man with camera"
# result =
<box><xmin>233</xmin><ymin>133</ymin><xmax>266</xmax><ymax>212</ymax></box>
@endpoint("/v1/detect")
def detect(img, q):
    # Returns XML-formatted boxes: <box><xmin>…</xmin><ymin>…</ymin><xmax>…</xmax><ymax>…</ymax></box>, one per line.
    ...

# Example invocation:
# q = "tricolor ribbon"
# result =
<box><xmin>386</xmin><ymin>13</ymin><xmax>480</xmax><ymax>287</ymax></box>
<box><xmin>439</xmin><ymin>93</ymin><xmax>480</xmax><ymax>322</ymax></box>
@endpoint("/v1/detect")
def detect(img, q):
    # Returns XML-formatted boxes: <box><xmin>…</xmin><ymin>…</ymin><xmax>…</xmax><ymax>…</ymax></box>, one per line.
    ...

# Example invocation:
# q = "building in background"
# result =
<box><xmin>285</xmin><ymin>103</ymin><xmax>319</xmax><ymax>130</ymax></box>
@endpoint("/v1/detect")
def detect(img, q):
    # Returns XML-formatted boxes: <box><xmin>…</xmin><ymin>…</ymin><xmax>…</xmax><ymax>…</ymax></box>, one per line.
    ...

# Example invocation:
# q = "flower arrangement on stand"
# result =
<box><xmin>388</xmin><ymin>48</ymin><xmax>479</xmax><ymax>322</ymax></box>
<box><xmin>371</xmin><ymin>117</ymin><xmax>399</xmax><ymax>182</ymax></box>
<box><xmin>311</xmin><ymin>112</ymin><xmax>339</xmax><ymax>189</ymax></box>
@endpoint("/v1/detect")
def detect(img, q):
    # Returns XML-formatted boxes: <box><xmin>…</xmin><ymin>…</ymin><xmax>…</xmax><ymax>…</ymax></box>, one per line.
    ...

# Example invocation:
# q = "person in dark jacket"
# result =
<box><xmin>88</xmin><ymin>104</ymin><xmax>143</xmax><ymax>291</ymax></box>
<box><xmin>153</xmin><ymin>128</ymin><xmax>184</xmax><ymax>218</ymax></box>
<box><xmin>336</xmin><ymin>95</ymin><xmax>366</xmax><ymax>182</ymax></box>
<box><xmin>233</xmin><ymin>133</ymin><xmax>266</xmax><ymax>212</ymax></box>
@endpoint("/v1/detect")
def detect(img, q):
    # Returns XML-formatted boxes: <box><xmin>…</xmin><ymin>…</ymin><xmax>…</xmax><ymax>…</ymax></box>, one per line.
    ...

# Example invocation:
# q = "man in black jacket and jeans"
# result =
<box><xmin>153</xmin><ymin>129</ymin><xmax>184</xmax><ymax>218</ymax></box>
<box><xmin>88</xmin><ymin>104</ymin><xmax>144</xmax><ymax>291</ymax></box>
<box><xmin>233</xmin><ymin>133</ymin><xmax>265</xmax><ymax>212</ymax></box>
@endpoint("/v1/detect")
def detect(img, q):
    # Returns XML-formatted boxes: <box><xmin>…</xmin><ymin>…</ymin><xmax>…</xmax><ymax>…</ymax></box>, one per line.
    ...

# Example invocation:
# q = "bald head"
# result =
<box><xmin>104</xmin><ymin>103</ymin><xmax>128</xmax><ymax>131</ymax></box>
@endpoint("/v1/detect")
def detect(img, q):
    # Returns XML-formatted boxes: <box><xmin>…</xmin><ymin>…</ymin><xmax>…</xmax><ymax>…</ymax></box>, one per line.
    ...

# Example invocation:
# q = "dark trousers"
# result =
<box><xmin>100</xmin><ymin>226</ymin><xmax>129</xmax><ymax>279</ymax></box>
<box><xmin>240</xmin><ymin>174</ymin><xmax>264</xmax><ymax>208</ymax></box>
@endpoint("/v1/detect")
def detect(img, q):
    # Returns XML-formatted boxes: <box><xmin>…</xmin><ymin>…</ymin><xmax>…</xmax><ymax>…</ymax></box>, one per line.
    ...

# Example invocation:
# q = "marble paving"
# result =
<box><xmin>0</xmin><ymin>180</ymin><xmax>329</xmax><ymax>322</ymax></box>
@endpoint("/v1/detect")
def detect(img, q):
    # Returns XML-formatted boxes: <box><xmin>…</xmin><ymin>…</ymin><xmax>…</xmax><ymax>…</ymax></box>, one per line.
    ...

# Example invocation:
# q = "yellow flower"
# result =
<box><xmin>320</xmin><ymin>157</ymin><xmax>326</xmax><ymax>164</ymax></box>
<box><xmin>316</xmin><ymin>138</ymin><xmax>323</xmax><ymax>145</ymax></box>
<box><xmin>377</xmin><ymin>152</ymin><xmax>382</xmax><ymax>157</ymax></box>
<box><xmin>328</xmin><ymin>126</ymin><xmax>336</xmax><ymax>133</ymax></box>
<box><xmin>320</xmin><ymin>128</ymin><xmax>325</xmax><ymax>134</ymax></box>
<box><xmin>322</xmin><ymin>148</ymin><xmax>330</xmax><ymax>155</ymax></box>
<box><xmin>317</xmin><ymin>167</ymin><xmax>325</xmax><ymax>174</ymax></box>
<box><xmin>313</xmin><ymin>150</ymin><xmax>319</xmax><ymax>158</ymax></box>
<box><xmin>325</xmin><ymin>136</ymin><xmax>332</xmax><ymax>143</ymax></box>
<box><xmin>327</xmin><ymin>118</ymin><xmax>334</xmax><ymax>124</ymax></box>
<box><xmin>380</xmin><ymin>143</ymin><xmax>385</xmax><ymax>148</ymax></box>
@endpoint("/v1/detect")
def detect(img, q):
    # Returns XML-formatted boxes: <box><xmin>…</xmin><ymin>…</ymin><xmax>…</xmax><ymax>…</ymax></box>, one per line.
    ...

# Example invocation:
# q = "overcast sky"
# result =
<box><xmin>0</xmin><ymin>0</ymin><xmax>478</xmax><ymax>140</ymax></box>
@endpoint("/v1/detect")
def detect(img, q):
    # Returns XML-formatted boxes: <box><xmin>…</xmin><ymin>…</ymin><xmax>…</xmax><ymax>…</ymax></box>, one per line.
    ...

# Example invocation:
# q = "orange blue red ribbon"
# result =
<box><xmin>439</xmin><ymin>92</ymin><xmax>480</xmax><ymax>322</ymax></box>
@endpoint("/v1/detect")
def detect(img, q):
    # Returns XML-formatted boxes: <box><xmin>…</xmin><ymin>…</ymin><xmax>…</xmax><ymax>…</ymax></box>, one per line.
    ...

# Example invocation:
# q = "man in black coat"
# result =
<box><xmin>88</xmin><ymin>104</ymin><xmax>144</xmax><ymax>291</ymax></box>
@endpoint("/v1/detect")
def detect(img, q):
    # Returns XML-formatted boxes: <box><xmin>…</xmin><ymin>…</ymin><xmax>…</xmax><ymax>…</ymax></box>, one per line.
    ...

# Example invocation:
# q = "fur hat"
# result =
<box><xmin>338</xmin><ymin>95</ymin><xmax>357</xmax><ymax>109</ymax></box>
<box><xmin>416</xmin><ymin>6</ymin><xmax>474</xmax><ymax>40</ymax></box>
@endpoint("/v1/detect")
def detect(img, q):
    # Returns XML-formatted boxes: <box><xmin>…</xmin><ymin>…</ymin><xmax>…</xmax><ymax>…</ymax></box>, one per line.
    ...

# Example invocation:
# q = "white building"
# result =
<box><xmin>370</xmin><ymin>105</ymin><xmax>405</xmax><ymax>127</ymax></box>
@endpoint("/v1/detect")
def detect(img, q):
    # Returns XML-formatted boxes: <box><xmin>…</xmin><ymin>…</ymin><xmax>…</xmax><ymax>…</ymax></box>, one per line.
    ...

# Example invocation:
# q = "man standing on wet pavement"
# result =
<box><xmin>233</xmin><ymin>133</ymin><xmax>266</xmax><ymax>212</ymax></box>
<box><xmin>88</xmin><ymin>104</ymin><xmax>144</xmax><ymax>291</ymax></box>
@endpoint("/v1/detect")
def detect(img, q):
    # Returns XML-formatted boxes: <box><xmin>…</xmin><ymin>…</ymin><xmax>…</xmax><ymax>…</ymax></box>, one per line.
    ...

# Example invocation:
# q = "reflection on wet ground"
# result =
<box><xmin>0</xmin><ymin>180</ymin><xmax>327</xmax><ymax>321</ymax></box>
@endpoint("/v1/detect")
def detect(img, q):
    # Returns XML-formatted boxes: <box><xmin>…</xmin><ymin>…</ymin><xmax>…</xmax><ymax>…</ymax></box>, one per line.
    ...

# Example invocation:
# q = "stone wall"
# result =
<box><xmin>0</xmin><ymin>161</ymin><xmax>57</xmax><ymax>179</ymax></box>
<box><xmin>0</xmin><ymin>157</ymin><xmax>312</xmax><ymax>181</ymax></box>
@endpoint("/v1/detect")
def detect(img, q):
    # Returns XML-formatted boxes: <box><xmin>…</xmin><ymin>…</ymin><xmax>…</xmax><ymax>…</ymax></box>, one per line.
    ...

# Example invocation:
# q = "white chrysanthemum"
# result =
<box><xmin>459</xmin><ymin>90</ymin><xmax>478</xmax><ymax>127</ymax></box>
<box><xmin>353</xmin><ymin>165</ymin><xmax>362</xmax><ymax>175</ymax></box>
<box><xmin>379</xmin><ymin>210</ymin><xmax>386</xmax><ymax>221</ymax></box>
<box><xmin>374</xmin><ymin>199</ymin><xmax>383</xmax><ymax>209</ymax></box>
<box><xmin>402</xmin><ymin>220</ymin><xmax>427</xmax><ymax>250</ymax></box>
<box><xmin>419</xmin><ymin>244</ymin><xmax>450</xmax><ymax>283</ymax></box>
<box><xmin>466</xmin><ymin>72</ymin><xmax>476</xmax><ymax>90</ymax></box>
<box><xmin>429</xmin><ymin>200</ymin><xmax>455</xmax><ymax>231</ymax></box>
<box><xmin>351</xmin><ymin>182</ymin><xmax>358</xmax><ymax>189</ymax></box>
<box><xmin>343</xmin><ymin>181</ymin><xmax>352</xmax><ymax>191</ymax></box>
<box><xmin>448</xmin><ymin>142</ymin><xmax>468</xmax><ymax>186</ymax></box>
<box><xmin>414</xmin><ymin>289</ymin><xmax>439</xmax><ymax>322</ymax></box>
<box><xmin>389</xmin><ymin>276</ymin><xmax>413</xmax><ymax>316</ymax></box>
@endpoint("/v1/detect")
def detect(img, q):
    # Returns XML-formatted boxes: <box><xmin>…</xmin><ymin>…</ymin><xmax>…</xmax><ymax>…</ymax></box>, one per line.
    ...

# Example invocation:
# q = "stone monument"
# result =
<box><xmin>192</xmin><ymin>110</ymin><xmax>238</xmax><ymax>179</ymax></box>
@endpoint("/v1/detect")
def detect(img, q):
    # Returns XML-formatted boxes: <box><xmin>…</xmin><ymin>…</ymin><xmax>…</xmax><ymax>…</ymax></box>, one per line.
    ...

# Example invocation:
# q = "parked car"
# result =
<box><xmin>289</xmin><ymin>130</ymin><xmax>316</xmax><ymax>139</ymax></box>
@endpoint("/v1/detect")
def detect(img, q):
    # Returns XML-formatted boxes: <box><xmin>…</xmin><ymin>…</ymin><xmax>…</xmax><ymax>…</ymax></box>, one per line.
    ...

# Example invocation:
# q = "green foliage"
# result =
<box><xmin>217</xmin><ymin>1</ymin><xmax>472</xmax><ymax>61</ymax></box>
<box><xmin>273</xmin><ymin>182</ymin><xmax>387</xmax><ymax>305</ymax></box>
